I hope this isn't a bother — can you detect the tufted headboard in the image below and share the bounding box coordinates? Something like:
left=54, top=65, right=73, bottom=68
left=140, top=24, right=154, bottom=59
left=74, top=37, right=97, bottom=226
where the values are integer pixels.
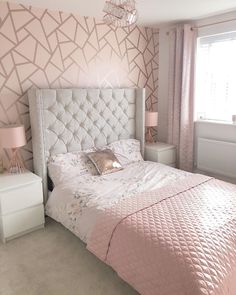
left=28, top=88, right=145, bottom=202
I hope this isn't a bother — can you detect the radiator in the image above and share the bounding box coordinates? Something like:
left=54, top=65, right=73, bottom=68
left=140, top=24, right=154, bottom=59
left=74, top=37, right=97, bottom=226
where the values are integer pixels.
left=197, top=137, right=236, bottom=178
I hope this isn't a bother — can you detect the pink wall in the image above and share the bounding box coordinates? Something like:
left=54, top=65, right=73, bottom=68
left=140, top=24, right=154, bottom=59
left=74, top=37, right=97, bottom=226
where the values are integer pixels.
left=0, top=1, right=159, bottom=169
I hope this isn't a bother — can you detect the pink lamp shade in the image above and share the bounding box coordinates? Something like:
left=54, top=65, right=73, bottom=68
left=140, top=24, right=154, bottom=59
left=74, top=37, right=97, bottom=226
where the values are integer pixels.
left=145, top=111, right=158, bottom=127
left=0, top=125, right=26, bottom=149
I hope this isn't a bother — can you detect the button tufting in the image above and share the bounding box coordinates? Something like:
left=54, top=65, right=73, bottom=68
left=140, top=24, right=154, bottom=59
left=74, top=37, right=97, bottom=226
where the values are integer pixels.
left=41, top=89, right=136, bottom=166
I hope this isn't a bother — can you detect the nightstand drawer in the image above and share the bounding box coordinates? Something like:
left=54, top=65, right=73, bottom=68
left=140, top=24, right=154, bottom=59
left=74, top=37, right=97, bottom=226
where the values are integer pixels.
left=0, top=181, right=43, bottom=215
left=145, top=142, right=177, bottom=166
left=145, top=148, right=176, bottom=164
left=1, top=204, right=44, bottom=239
left=158, top=149, right=176, bottom=165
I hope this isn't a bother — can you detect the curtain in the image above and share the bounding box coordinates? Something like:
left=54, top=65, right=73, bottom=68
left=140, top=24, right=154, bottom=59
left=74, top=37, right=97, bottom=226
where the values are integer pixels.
left=167, top=24, right=197, bottom=172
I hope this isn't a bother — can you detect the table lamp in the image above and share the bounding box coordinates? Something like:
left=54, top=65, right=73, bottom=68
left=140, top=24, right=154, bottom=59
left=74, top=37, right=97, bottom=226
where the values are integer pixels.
left=145, top=111, right=158, bottom=143
left=0, top=125, right=26, bottom=174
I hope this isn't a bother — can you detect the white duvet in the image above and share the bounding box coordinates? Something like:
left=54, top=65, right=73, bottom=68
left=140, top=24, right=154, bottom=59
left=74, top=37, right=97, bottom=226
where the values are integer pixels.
left=46, top=161, right=189, bottom=243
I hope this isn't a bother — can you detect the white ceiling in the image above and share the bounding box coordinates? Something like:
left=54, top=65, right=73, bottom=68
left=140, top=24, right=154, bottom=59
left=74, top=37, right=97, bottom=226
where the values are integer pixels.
left=8, top=0, right=236, bottom=26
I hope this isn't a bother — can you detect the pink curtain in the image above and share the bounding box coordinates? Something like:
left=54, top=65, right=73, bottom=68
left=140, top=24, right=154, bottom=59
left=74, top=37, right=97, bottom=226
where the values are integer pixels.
left=168, top=24, right=197, bottom=172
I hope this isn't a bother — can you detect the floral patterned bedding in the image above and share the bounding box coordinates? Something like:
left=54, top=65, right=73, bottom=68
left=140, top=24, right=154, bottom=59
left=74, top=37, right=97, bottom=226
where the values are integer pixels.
left=46, top=161, right=189, bottom=242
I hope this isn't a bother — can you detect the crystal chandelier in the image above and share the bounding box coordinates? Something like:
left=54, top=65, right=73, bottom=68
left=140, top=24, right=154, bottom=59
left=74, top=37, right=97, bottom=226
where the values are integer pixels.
left=103, top=0, right=138, bottom=28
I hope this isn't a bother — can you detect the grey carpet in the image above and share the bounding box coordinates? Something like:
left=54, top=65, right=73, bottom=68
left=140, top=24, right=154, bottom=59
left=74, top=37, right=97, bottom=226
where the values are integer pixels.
left=0, top=218, right=138, bottom=295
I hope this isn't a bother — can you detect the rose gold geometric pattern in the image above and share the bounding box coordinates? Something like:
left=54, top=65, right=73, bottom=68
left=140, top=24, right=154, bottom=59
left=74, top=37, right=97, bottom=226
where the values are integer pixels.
left=0, top=2, right=159, bottom=169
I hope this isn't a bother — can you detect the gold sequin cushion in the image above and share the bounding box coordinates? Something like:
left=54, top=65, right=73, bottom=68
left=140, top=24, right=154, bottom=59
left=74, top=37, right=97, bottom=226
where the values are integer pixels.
left=87, top=149, right=123, bottom=175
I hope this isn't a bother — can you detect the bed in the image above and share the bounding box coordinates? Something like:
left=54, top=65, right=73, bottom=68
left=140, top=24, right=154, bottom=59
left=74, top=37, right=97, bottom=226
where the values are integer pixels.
left=28, top=88, right=236, bottom=295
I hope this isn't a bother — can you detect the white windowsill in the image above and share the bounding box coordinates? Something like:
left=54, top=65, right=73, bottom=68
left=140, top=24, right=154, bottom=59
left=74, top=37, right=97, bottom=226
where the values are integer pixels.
left=195, top=119, right=236, bottom=127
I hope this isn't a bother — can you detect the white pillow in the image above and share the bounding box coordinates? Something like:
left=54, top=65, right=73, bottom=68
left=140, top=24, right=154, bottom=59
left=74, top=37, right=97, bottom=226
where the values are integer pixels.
left=48, top=149, right=98, bottom=186
left=107, top=139, right=143, bottom=167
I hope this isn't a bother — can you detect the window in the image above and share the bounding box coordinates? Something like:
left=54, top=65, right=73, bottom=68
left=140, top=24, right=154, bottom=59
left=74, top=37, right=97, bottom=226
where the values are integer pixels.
left=195, top=31, right=236, bottom=122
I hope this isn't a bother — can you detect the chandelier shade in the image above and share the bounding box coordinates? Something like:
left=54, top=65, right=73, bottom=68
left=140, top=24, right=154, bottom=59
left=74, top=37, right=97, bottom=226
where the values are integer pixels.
left=103, top=0, right=138, bottom=28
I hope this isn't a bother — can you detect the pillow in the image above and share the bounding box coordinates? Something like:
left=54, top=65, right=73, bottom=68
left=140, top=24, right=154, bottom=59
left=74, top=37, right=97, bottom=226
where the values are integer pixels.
left=87, top=149, right=123, bottom=175
left=107, top=139, right=143, bottom=167
left=48, top=149, right=98, bottom=186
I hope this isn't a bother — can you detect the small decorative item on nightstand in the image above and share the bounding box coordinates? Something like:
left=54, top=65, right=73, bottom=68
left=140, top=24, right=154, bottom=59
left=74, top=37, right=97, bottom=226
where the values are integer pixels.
left=0, top=125, right=26, bottom=174
left=0, top=171, right=45, bottom=243
left=145, top=111, right=158, bottom=143
left=145, top=142, right=177, bottom=167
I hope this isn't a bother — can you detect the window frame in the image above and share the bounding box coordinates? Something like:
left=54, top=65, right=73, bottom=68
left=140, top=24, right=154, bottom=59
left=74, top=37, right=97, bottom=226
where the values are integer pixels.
left=194, top=23, right=236, bottom=123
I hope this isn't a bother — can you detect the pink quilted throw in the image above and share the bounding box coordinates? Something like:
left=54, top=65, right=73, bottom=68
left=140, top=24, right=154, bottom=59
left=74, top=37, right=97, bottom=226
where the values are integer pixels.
left=87, top=175, right=236, bottom=295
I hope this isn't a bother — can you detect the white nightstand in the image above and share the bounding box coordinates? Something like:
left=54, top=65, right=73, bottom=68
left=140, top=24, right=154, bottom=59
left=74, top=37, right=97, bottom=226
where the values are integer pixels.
left=0, top=171, right=45, bottom=243
left=145, top=142, right=177, bottom=167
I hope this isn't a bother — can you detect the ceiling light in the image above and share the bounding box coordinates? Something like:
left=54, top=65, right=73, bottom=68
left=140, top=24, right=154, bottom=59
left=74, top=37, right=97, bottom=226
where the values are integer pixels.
left=103, top=0, right=138, bottom=28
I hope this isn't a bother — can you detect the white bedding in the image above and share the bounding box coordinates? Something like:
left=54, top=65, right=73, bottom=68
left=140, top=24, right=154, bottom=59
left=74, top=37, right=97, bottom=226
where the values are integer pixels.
left=46, top=161, right=189, bottom=243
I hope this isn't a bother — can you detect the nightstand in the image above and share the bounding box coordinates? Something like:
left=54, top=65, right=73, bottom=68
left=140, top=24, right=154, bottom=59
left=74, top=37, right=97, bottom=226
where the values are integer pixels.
left=0, top=171, right=45, bottom=243
left=145, top=142, right=176, bottom=167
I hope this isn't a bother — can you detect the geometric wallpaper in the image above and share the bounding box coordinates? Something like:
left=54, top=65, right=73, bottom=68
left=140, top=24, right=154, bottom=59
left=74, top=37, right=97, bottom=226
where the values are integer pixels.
left=0, top=1, right=159, bottom=170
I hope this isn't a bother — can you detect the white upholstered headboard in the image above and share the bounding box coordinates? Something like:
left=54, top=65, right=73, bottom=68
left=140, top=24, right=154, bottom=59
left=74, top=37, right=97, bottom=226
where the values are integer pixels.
left=28, top=88, right=145, bottom=202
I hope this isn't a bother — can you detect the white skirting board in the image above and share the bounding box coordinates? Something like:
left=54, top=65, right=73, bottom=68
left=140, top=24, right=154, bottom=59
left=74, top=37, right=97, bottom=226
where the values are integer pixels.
left=197, top=137, right=236, bottom=179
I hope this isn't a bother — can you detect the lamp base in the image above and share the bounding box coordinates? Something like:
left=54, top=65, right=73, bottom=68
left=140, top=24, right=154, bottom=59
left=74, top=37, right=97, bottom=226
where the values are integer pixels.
left=8, top=148, right=26, bottom=174
left=146, top=127, right=154, bottom=143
